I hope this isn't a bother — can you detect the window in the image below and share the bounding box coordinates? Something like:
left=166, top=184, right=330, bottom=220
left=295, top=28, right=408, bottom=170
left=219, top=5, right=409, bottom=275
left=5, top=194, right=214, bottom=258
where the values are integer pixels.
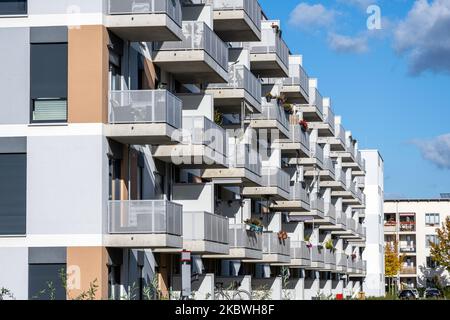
left=425, top=213, right=440, bottom=226
left=0, top=0, right=27, bottom=15
left=426, top=235, right=439, bottom=248
left=29, top=264, right=66, bottom=300
left=30, top=34, right=68, bottom=123
left=0, top=153, right=26, bottom=235
left=426, top=257, right=438, bottom=269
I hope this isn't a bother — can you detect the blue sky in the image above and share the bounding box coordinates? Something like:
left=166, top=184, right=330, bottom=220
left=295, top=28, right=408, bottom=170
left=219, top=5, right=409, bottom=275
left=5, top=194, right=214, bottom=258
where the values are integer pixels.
left=258, top=0, right=450, bottom=199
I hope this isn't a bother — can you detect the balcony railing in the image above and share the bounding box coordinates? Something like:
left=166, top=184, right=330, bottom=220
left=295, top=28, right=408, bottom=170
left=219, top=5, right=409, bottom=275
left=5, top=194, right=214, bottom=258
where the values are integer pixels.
left=107, top=0, right=182, bottom=27
left=310, top=246, right=324, bottom=264
left=250, top=100, right=290, bottom=132
left=347, top=218, right=356, bottom=232
left=336, top=167, right=346, bottom=187
left=400, top=266, right=417, bottom=274
left=283, top=63, right=309, bottom=96
left=308, top=88, right=324, bottom=116
left=399, top=222, right=416, bottom=232
left=324, top=250, right=336, bottom=266
left=229, top=224, right=262, bottom=251
left=228, top=143, right=261, bottom=176
left=154, top=21, right=229, bottom=71
left=212, top=0, right=262, bottom=32
left=324, top=105, right=335, bottom=129
left=290, top=241, right=310, bottom=261
left=207, top=64, right=262, bottom=104
left=262, top=232, right=290, bottom=256
left=400, top=246, right=416, bottom=253
left=261, top=167, right=290, bottom=193
left=290, top=183, right=310, bottom=203
left=108, top=200, right=182, bottom=235
left=335, top=124, right=346, bottom=146
left=311, top=197, right=325, bottom=213
left=336, top=211, right=347, bottom=227
left=247, top=26, right=289, bottom=71
left=182, top=116, right=228, bottom=158
left=336, top=252, right=347, bottom=268
left=325, top=203, right=336, bottom=221
left=323, top=157, right=335, bottom=174
left=109, top=90, right=182, bottom=129
left=290, top=125, right=310, bottom=150
left=183, top=211, right=229, bottom=244
left=310, top=143, right=324, bottom=164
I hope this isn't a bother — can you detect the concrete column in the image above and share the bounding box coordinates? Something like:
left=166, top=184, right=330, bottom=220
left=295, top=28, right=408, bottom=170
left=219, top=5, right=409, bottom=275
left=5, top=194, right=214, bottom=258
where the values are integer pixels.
left=195, top=274, right=214, bottom=300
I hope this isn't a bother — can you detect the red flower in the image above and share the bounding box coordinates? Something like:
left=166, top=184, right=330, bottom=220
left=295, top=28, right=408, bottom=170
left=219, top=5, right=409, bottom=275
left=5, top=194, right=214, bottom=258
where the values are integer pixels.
left=299, top=120, right=308, bottom=130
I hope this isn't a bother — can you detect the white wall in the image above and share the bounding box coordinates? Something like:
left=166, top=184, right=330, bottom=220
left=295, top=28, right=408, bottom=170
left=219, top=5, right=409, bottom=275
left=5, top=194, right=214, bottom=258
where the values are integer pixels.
left=0, top=247, right=28, bottom=300
left=361, top=150, right=385, bottom=297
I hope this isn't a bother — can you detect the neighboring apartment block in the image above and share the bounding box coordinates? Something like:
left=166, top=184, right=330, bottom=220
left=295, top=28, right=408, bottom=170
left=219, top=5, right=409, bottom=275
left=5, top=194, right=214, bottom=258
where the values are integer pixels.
left=0, top=0, right=376, bottom=300
left=384, top=197, right=450, bottom=290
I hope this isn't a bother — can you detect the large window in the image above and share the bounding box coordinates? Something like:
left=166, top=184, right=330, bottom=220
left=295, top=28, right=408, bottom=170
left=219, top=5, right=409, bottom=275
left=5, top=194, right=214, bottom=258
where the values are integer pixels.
left=30, top=42, right=68, bottom=123
left=0, top=0, right=27, bottom=15
left=425, top=213, right=440, bottom=226
left=426, top=234, right=439, bottom=248
left=29, top=264, right=66, bottom=300
left=0, top=153, right=26, bottom=235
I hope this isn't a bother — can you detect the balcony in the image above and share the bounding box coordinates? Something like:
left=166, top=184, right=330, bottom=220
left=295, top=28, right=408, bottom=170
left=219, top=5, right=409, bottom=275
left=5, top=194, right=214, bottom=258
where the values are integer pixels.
left=292, top=141, right=324, bottom=170
left=183, top=211, right=229, bottom=254
left=106, top=0, right=183, bottom=41
left=400, top=221, right=416, bottom=232
left=243, top=166, right=290, bottom=200
left=335, top=252, right=347, bottom=272
left=211, top=0, right=262, bottom=41
left=106, top=90, right=182, bottom=145
left=298, top=87, right=324, bottom=122
left=105, top=200, right=183, bottom=248
left=276, top=56, right=309, bottom=104
left=247, top=100, right=291, bottom=138
left=324, top=203, right=337, bottom=224
left=153, top=21, right=229, bottom=83
left=273, top=124, right=310, bottom=158
left=356, top=176, right=365, bottom=189
left=400, top=246, right=416, bottom=254
left=153, top=115, right=228, bottom=167
left=309, top=246, right=324, bottom=269
left=400, top=266, right=417, bottom=275
left=202, top=143, right=262, bottom=186
left=245, top=21, right=289, bottom=77
left=324, top=250, right=336, bottom=271
left=261, top=232, right=291, bottom=264
left=289, top=241, right=311, bottom=267
left=312, top=102, right=335, bottom=137
left=271, top=182, right=310, bottom=212
left=384, top=221, right=397, bottom=233
left=206, top=64, right=262, bottom=114
left=329, top=124, right=346, bottom=152
left=211, top=224, right=263, bottom=260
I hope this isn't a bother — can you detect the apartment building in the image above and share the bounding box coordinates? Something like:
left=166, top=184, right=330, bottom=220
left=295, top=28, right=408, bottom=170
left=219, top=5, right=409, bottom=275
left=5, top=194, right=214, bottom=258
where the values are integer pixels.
left=0, top=0, right=371, bottom=300
left=384, top=197, right=450, bottom=290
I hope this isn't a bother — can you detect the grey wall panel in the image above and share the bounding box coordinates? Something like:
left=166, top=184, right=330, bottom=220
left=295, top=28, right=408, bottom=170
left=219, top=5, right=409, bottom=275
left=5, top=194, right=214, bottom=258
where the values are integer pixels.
left=0, top=27, right=30, bottom=125
left=29, top=264, right=66, bottom=300
left=0, top=154, right=26, bottom=235
left=0, top=247, right=28, bottom=300
left=30, top=26, right=67, bottom=43
left=0, top=137, right=26, bottom=154
left=28, top=247, right=67, bottom=264
left=28, top=0, right=104, bottom=15
left=27, top=135, right=107, bottom=235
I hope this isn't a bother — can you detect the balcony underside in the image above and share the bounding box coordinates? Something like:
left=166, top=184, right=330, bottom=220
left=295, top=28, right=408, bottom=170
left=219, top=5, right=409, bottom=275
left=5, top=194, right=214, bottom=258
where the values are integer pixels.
left=213, top=10, right=261, bottom=42
left=290, top=210, right=324, bottom=220
left=274, top=258, right=310, bottom=268
left=183, top=240, right=229, bottom=255
left=252, top=253, right=290, bottom=264
left=202, top=168, right=262, bottom=186
left=206, top=248, right=262, bottom=260
left=250, top=54, right=289, bottom=78
left=153, top=51, right=228, bottom=83
left=306, top=169, right=335, bottom=182
left=330, top=151, right=354, bottom=163
left=105, top=123, right=180, bottom=145
left=280, top=85, right=309, bottom=104
left=270, top=200, right=310, bottom=212
left=152, top=145, right=228, bottom=168
left=331, top=190, right=354, bottom=200
left=103, top=233, right=182, bottom=249
left=248, top=119, right=291, bottom=139
left=242, top=186, right=290, bottom=201
left=106, top=14, right=183, bottom=42
left=308, top=261, right=325, bottom=270
left=310, top=123, right=335, bottom=137
left=204, top=88, right=262, bottom=114
left=313, top=216, right=336, bottom=226
left=273, top=142, right=309, bottom=158
left=298, top=106, right=323, bottom=122
left=294, top=157, right=324, bottom=170
left=320, top=223, right=347, bottom=232
left=326, top=138, right=346, bottom=152
left=318, top=180, right=346, bottom=191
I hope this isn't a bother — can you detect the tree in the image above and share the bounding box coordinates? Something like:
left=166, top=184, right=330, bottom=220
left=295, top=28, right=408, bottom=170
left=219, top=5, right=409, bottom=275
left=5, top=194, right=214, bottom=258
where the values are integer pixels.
left=430, top=216, right=450, bottom=272
left=385, top=240, right=405, bottom=295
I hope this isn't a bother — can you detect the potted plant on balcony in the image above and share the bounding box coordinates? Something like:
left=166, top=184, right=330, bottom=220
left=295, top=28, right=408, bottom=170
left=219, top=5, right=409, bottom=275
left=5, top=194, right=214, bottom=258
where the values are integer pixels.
left=244, top=218, right=264, bottom=233
left=214, top=110, right=223, bottom=126
left=299, top=119, right=308, bottom=132
left=325, top=239, right=335, bottom=253
left=305, top=235, right=313, bottom=249
left=283, top=103, right=294, bottom=114
left=351, top=253, right=357, bottom=261
left=278, top=231, right=288, bottom=241
left=265, top=92, right=274, bottom=103
left=277, top=94, right=287, bottom=105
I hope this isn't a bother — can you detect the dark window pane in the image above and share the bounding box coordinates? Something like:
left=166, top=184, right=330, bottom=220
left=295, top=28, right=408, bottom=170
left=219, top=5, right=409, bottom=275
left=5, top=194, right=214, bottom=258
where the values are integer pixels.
left=0, top=154, right=26, bottom=235
left=0, top=0, right=27, bottom=15
left=29, top=264, right=66, bottom=300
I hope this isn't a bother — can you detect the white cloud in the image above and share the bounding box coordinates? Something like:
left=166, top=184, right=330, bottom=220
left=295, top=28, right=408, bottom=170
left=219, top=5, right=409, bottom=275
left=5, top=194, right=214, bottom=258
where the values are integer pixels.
left=394, top=0, right=450, bottom=75
left=412, top=134, right=450, bottom=169
left=288, top=3, right=337, bottom=30
left=328, top=33, right=369, bottom=53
